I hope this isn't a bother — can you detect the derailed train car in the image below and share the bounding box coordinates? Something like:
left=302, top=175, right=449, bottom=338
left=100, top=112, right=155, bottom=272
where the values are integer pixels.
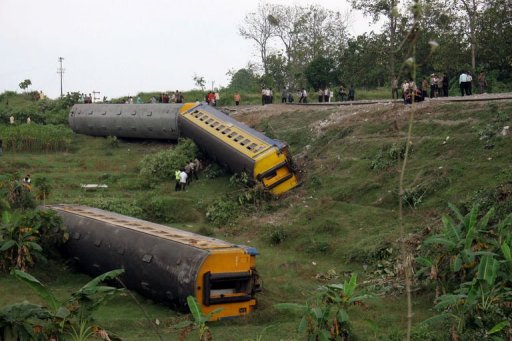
left=69, top=103, right=299, bottom=195
left=48, top=204, right=261, bottom=320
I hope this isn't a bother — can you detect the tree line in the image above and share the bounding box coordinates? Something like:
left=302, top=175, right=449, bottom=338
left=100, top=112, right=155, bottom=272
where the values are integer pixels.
left=232, top=0, right=512, bottom=93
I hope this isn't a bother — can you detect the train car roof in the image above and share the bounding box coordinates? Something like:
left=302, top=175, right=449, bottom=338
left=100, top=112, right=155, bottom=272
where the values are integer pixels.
left=47, top=204, right=242, bottom=251
left=182, top=103, right=287, bottom=150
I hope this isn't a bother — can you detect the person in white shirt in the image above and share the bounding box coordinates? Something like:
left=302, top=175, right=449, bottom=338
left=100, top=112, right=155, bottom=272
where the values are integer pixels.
left=459, top=72, right=467, bottom=96
left=179, top=169, right=188, bottom=191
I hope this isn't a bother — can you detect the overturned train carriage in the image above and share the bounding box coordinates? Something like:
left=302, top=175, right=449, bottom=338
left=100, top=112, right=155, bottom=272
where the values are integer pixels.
left=69, top=103, right=299, bottom=195
left=48, top=204, right=261, bottom=320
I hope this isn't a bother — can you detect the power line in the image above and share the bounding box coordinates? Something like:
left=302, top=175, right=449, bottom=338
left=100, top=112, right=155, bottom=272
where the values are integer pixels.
left=57, top=57, right=65, bottom=97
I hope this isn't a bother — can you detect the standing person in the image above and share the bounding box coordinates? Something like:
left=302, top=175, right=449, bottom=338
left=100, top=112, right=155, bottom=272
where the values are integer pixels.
left=478, top=71, right=487, bottom=94
left=338, top=86, right=346, bottom=101
left=392, top=76, right=399, bottom=99
left=269, top=88, right=273, bottom=103
left=281, top=88, right=288, bottom=103
left=466, top=72, right=473, bottom=95
left=26, top=116, right=31, bottom=124
left=234, top=92, right=241, bottom=106
left=442, top=73, right=449, bottom=97
left=179, top=169, right=188, bottom=191
left=10, top=115, right=14, bottom=124
left=317, top=88, right=324, bottom=102
left=459, top=71, right=467, bottom=96
left=188, top=160, right=198, bottom=180
left=301, top=88, right=308, bottom=103
left=175, top=169, right=181, bottom=191
left=287, top=91, right=294, bottom=103
left=348, top=85, right=355, bottom=101
left=261, top=88, right=266, bottom=105
left=430, top=74, right=438, bottom=98
left=214, top=91, right=219, bottom=106
left=324, top=88, right=330, bottom=102
left=437, top=75, right=443, bottom=97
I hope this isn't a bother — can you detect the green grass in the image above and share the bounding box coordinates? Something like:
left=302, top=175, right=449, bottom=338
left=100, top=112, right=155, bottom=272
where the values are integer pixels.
left=1, top=94, right=512, bottom=340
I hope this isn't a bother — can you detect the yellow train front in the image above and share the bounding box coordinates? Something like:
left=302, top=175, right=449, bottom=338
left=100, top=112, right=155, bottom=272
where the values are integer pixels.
left=47, top=204, right=260, bottom=320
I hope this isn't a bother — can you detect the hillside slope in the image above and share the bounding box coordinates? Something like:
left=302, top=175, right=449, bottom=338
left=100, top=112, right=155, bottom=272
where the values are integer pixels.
left=1, top=97, right=511, bottom=340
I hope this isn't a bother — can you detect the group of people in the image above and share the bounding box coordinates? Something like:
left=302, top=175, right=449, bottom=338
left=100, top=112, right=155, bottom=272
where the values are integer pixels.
left=261, top=88, right=274, bottom=105
left=174, top=159, right=203, bottom=191
left=393, top=70, right=489, bottom=101
left=400, top=79, right=425, bottom=104
left=426, top=73, right=450, bottom=98
left=317, top=88, right=333, bottom=102
left=206, top=91, right=220, bottom=106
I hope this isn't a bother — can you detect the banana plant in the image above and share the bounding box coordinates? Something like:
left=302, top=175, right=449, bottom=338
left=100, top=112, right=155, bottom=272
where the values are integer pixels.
left=419, top=205, right=495, bottom=290
left=275, top=273, right=371, bottom=341
left=176, top=296, right=222, bottom=341
left=0, top=211, right=45, bottom=271
left=11, top=268, right=124, bottom=339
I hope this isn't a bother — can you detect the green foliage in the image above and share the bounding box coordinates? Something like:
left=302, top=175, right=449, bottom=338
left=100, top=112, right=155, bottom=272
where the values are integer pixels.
left=5, top=179, right=36, bottom=211
left=305, top=56, right=339, bottom=90
left=275, top=273, right=371, bottom=340
left=0, top=209, right=66, bottom=272
left=264, top=226, right=288, bottom=245
left=0, top=302, right=50, bottom=341
left=18, top=79, right=32, bottom=91
left=11, top=269, right=124, bottom=340
left=206, top=198, right=240, bottom=227
left=136, top=195, right=199, bottom=223
left=202, top=163, right=227, bottom=179
left=228, top=68, right=260, bottom=92
left=80, top=198, right=143, bottom=218
left=106, top=135, right=119, bottom=148
left=138, top=138, right=199, bottom=181
left=0, top=124, right=73, bottom=152
left=176, top=296, right=222, bottom=341
left=33, top=176, right=52, bottom=203
left=418, top=205, right=512, bottom=339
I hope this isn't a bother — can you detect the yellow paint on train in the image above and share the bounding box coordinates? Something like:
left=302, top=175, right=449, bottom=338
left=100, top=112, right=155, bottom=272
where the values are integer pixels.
left=196, top=248, right=258, bottom=320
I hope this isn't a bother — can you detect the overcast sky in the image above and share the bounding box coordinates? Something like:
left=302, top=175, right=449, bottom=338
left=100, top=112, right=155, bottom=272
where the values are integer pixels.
left=0, top=0, right=375, bottom=99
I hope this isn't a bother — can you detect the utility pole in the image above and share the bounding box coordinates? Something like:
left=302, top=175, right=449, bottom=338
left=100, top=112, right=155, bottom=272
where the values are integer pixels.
left=211, top=80, right=215, bottom=91
left=57, top=57, right=65, bottom=97
left=92, top=90, right=101, bottom=103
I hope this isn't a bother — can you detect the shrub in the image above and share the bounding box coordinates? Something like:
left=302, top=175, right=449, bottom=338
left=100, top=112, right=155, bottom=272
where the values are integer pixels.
left=138, top=138, right=199, bottom=181
left=264, top=226, right=288, bottom=245
left=206, top=198, right=240, bottom=227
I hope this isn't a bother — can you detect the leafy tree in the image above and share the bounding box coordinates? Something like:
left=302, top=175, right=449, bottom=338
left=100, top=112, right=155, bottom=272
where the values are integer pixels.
left=351, top=0, right=401, bottom=84
left=18, top=79, right=32, bottom=92
left=304, top=56, right=338, bottom=90
left=227, top=68, right=260, bottom=92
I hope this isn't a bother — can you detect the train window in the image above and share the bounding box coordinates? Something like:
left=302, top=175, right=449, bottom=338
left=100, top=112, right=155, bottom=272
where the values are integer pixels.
left=217, top=125, right=225, bottom=131
left=211, top=122, right=219, bottom=128
left=202, top=272, right=253, bottom=306
left=241, top=139, right=250, bottom=146
left=228, top=132, right=237, bottom=138
left=222, top=128, right=231, bottom=135
left=247, top=143, right=257, bottom=150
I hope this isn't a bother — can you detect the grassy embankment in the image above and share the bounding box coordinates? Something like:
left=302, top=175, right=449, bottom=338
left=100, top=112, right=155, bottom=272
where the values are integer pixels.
left=0, top=92, right=511, bottom=339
